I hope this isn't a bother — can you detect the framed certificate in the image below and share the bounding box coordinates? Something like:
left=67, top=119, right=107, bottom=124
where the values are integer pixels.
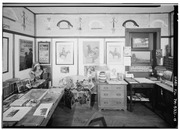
left=38, top=41, right=50, bottom=64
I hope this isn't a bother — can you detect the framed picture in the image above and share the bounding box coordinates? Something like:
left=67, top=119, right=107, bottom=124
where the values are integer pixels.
left=38, top=41, right=50, bottom=64
left=3, top=37, right=9, bottom=73
left=131, top=51, right=151, bottom=65
left=83, top=41, right=100, bottom=64
left=56, top=41, right=74, bottom=65
left=107, top=42, right=123, bottom=64
left=19, top=39, right=33, bottom=71
left=131, top=38, right=149, bottom=49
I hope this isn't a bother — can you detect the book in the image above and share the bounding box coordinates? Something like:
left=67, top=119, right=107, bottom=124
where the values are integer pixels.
left=33, top=103, right=53, bottom=118
left=3, top=107, right=32, bottom=121
left=10, top=98, right=30, bottom=107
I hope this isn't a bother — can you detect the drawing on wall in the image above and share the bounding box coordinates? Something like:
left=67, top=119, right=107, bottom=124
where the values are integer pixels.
left=124, top=46, right=131, bottom=57
left=131, top=38, right=149, bottom=49
left=3, top=37, right=9, bottom=73
left=122, top=19, right=139, bottom=28
left=19, top=39, right=33, bottom=71
left=107, top=42, right=123, bottom=64
left=89, top=20, right=104, bottom=30
left=38, top=41, right=50, bottom=64
left=57, top=20, right=73, bottom=29
left=21, top=11, right=27, bottom=30
left=56, top=41, right=74, bottom=65
left=83, top=41, right=100, bottom=64
left=61, top=66, right=69, bottom=73
left=131, top=51, right=151, bottom=65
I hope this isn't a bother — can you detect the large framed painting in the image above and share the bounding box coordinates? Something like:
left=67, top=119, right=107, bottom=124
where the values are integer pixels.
left=107, top=42, right=123, bottom=65
left=19, top=39, right=33, bottom=71
left=38, top=41, right=50, bottom=64
left=56, top=41, right=74, bottom=65
left=3, top=37, right=9, bottom=73
left=131, top=38, right=149, bottom=50
left=131, top=51, right=151, bottom=65
left=83, top=41, right=100, bottom=64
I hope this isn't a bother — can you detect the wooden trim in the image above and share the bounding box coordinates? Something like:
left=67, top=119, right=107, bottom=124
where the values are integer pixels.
left=3, top=29, right=35, bottom=38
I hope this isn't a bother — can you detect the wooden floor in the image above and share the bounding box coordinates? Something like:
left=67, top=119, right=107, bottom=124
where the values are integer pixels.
left=50, top=101, right=170, bottom=128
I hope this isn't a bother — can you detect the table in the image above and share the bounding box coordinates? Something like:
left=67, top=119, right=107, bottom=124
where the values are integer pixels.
left=125, top=78, right=155, bottom=112
left=97, top=80, right=127, bottom=111
left=3, top=87, right=64, bottom=127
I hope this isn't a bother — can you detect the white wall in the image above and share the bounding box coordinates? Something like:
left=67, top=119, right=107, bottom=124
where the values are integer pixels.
left=52, top=38, right=78, bottom=86
left=2, top=32, right=13, bottom=81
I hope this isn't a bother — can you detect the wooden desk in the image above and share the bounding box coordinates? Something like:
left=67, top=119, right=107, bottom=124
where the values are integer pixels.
left=3, top=87, right=64, bottom=127
left=125, top=78, right=155, bottom=112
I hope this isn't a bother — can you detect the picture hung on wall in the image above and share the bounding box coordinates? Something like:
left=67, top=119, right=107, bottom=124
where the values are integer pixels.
left=19, top=39, right=33, bottom=71
left=38, top=41, right=50, bottom=64
left=56, top=41, right=74, bottom=65
left=60, top=66, right=69, bottom=73
left=131, top=38, right=149, bottom=49
left=84, top=66, right=97, bottom=78
left=3, top=37, right=9, bottom=73
left=123, top=46, right=131, bottom=57
left=83, top=41, right=100, bottom=64
left=107, top=42, right=123, bottom=64
left=131, top=51, right=151, bottom=65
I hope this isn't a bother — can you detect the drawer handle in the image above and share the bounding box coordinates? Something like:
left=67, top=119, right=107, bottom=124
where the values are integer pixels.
left=104, top=102, right=108, bottom=104
left=116, top=102, right=121, bottom=104
left=104, top=87, right=108, bottom=89
left=104, top=93, right=108, bottom=96
left=116, top=87, right=121, bottom=89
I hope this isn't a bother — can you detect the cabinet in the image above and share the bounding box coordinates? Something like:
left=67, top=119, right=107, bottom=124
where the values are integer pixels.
left=97, top=80, right=127, bottom=111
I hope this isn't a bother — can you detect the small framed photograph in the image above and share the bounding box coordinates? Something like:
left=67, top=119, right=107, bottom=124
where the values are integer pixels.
left=56, top=41, right=74, bottom=65
left=131, top=51, right=151, bottom=65
left=38, top=41, right=50, bottom=64
left=131, top=38, right=149, bottom=50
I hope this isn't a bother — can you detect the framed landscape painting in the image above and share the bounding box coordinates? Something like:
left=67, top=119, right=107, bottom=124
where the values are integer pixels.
left=131, top=51, right=151, bottom=65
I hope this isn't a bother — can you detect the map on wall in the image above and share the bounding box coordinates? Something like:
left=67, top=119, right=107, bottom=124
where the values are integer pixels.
left=83, top=41, right=100, bottom=64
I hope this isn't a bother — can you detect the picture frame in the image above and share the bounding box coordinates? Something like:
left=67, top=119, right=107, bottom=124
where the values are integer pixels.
left=107, top=42, right=123, bottom=65
left=83, top=40, right=100, bottom=64
left=3, top=37, right=9, bottom=73
left=56, top=41, right=74, bottom=65
left=131, top=38, right=149, bottom=50
left=131, top=51, right=151, bottom=65
left=38, top=41, right=50, bottom=64
left=19, top=39, right=33, bottom=71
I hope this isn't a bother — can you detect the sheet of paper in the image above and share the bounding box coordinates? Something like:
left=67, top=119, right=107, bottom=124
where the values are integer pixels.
left=33, top=103, right=53, bottom=118
left=134, top=78, right=155, bottom=84
left=124, top=47, right=131, bottom=57
left=3, top=107, right=32, bottom=121
left=124, top=57, right=131, bottom=66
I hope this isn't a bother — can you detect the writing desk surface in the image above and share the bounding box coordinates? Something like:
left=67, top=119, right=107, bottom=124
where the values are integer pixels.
left=3, top=87, right=64, bottom=127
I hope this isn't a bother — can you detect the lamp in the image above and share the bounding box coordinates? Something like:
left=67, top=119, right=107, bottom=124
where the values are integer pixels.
left=154, top=66, right=166, bottom=81
left=96, top=65, right=109, bottom=82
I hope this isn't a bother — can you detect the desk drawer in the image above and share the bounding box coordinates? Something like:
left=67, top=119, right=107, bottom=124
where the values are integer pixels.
left=100, top=90, right=124, bottom=98
left=100, top=85, right=124, bottom=91
left=100, top=98, right=124, bottom=107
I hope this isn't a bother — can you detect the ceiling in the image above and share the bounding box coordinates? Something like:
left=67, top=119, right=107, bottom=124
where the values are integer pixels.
left=3, top=3, right=176, bottom=14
